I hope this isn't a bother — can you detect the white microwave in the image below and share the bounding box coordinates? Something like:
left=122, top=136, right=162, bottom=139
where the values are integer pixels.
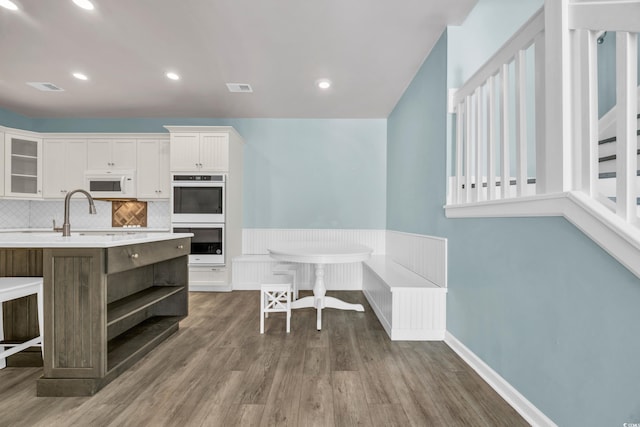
left=85, top=170, right=136, bottom=198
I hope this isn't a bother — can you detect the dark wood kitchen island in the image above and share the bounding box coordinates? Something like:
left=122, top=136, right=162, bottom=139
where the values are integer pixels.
left=0, top=232, right=191, bottom=396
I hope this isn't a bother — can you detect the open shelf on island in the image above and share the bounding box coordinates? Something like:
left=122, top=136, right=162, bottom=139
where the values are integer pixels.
left=107, top=286, right=184, bottom=326
left=107, top=316, right=183, bottom=373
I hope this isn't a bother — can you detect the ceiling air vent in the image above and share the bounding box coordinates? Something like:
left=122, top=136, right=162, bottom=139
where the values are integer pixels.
left=26, top=82, right=65, bottom=92
left=226, top=83, right=253, bottom=93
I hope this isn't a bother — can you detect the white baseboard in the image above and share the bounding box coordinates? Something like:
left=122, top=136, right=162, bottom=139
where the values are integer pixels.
left=444, top=332, right=557, bottom=427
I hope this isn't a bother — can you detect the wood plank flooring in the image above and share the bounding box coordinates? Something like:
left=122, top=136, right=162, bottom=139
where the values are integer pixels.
left=0, top=291, right=528, bottom=426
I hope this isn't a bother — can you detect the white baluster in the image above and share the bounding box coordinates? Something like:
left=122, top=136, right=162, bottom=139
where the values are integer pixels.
left=455, top=102, right=464, bottom=204
left=487, top=75, right=497, bottom=200
left=615, top=31, right=638, bottom=223
left=576, top=29, right=599, bottom=198
left=475, top=86, right=484, bottom=202
left=465, top=95, right=473, bottom=203
left=500, top=63, right=511, bottom=199
left=534, top=32, right=546, bottom=194
left=515, top=49, right=528, bottom=197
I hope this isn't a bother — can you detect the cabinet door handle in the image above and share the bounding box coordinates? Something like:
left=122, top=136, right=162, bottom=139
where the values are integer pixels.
left=177, top=245, right=184, bottom=249
left=130, top=253, right=139, bottom=259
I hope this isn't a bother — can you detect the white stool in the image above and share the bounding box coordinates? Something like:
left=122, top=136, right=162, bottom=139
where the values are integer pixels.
left=272, top=262, right=299, bottom=300
left=260, top=275, right=292, bottom=334
left=0, top=277, right=44, bottom=369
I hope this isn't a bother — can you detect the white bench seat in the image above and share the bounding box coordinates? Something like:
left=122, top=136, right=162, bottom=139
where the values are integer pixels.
left=363, top=255, right=446, bottom=341
left=364, top=256, right=442, bottom=290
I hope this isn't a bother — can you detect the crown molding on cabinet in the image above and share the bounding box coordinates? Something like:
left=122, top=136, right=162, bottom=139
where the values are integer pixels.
left=164, top=126, right=244, bottom=143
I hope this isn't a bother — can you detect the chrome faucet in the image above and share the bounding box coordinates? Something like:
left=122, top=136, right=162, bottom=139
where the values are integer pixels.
left=54, top=189, right=97, bottom=236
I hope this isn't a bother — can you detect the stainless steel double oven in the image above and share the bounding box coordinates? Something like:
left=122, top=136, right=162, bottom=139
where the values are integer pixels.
left=171, top=174, right=225, bottom=265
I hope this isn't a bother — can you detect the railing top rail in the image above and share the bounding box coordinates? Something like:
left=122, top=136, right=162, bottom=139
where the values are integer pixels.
left=569, top=1, right=640, bottom=33
left=452, top=7, right=544, bottom=106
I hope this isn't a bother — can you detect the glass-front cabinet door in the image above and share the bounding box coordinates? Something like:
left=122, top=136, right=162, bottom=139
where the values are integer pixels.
left=4, top=132, right=42, bottom=198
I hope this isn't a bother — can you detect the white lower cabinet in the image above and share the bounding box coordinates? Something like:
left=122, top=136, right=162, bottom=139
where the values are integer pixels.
left=189, top=265, right=230, bottom=292
left=43, top=139, right=88, bottom=198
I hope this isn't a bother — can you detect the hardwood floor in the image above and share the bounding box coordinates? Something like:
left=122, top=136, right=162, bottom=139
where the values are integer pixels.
left=0, top=291, right=528, bottom=426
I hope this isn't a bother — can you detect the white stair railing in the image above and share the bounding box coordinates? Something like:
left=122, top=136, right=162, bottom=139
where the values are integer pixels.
left=450, top=8, right=545, bottom=205
left=570, top=0, right=640, bottom=226
left=447, top=0, right=640, bottom=279
left=450, top=1, right=639, bottom=228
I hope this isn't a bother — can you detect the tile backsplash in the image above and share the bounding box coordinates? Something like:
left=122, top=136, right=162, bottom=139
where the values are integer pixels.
left=0, top=199, right=170, bottom=229
left=112, top=201, right=148, bottom=227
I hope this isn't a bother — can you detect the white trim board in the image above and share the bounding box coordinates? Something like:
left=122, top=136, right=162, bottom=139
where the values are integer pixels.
left=445, top=332, right=557, bottom=427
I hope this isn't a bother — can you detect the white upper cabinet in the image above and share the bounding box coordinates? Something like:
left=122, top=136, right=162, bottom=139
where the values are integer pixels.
left=4, top=132, right=42, bottom=198
left=168, top=131, right=229, bottom=172
left=200, top=133, right=229, bottom=171
left=87, top=139, right=136, bottom=170
left=136, top=139, right=170, bottom=199
left=42, top=139, right=88, bottom=198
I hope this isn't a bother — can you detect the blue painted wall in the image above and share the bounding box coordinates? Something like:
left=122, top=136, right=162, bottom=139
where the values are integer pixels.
left=387, top=33, right=447, bottom=236
left=3, top=115, right=386, bottom=229
left=387, top=1, right=640, bottom=425
left=0, top=107, right=35, bottom=131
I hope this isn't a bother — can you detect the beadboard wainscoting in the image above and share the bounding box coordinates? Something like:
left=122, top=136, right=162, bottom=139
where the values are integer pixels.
left=233, top=229, right=385, bottom=290
left=386, top=230, right=448, bottom=288
left=362, top=230, right=448, bottom=341
left=241, top=228, right=386, bottom=254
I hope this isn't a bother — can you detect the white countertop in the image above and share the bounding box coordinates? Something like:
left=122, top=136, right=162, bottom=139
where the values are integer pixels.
left=0, top=232, right=192, bottom=248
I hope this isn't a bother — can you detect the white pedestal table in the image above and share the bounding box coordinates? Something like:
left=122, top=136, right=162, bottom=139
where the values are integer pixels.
left=267, top=242, right=373, bottom=330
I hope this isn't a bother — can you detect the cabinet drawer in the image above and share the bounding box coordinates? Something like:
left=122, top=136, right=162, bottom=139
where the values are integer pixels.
left=189, top=266, right=227, bottom=284
left=107, top=238, right=190, bottom=274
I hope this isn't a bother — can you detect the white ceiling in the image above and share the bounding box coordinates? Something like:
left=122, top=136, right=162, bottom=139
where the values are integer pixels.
left=0, top=0, right=477, bottom=119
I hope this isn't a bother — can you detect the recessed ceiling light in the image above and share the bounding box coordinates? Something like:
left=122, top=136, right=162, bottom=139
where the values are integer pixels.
left=166, top=72, right=180, bottom=81
left=0, top=0, right=18, bottom=11
left=72, top=72, right=88, bottom=81
left=72, top=0, right=95, bottom=10
left=316, top=79, right=332, bottom=90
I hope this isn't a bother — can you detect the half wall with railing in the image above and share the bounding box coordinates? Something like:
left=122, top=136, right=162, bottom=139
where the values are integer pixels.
left=445, top=0, right=640, bottom=278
